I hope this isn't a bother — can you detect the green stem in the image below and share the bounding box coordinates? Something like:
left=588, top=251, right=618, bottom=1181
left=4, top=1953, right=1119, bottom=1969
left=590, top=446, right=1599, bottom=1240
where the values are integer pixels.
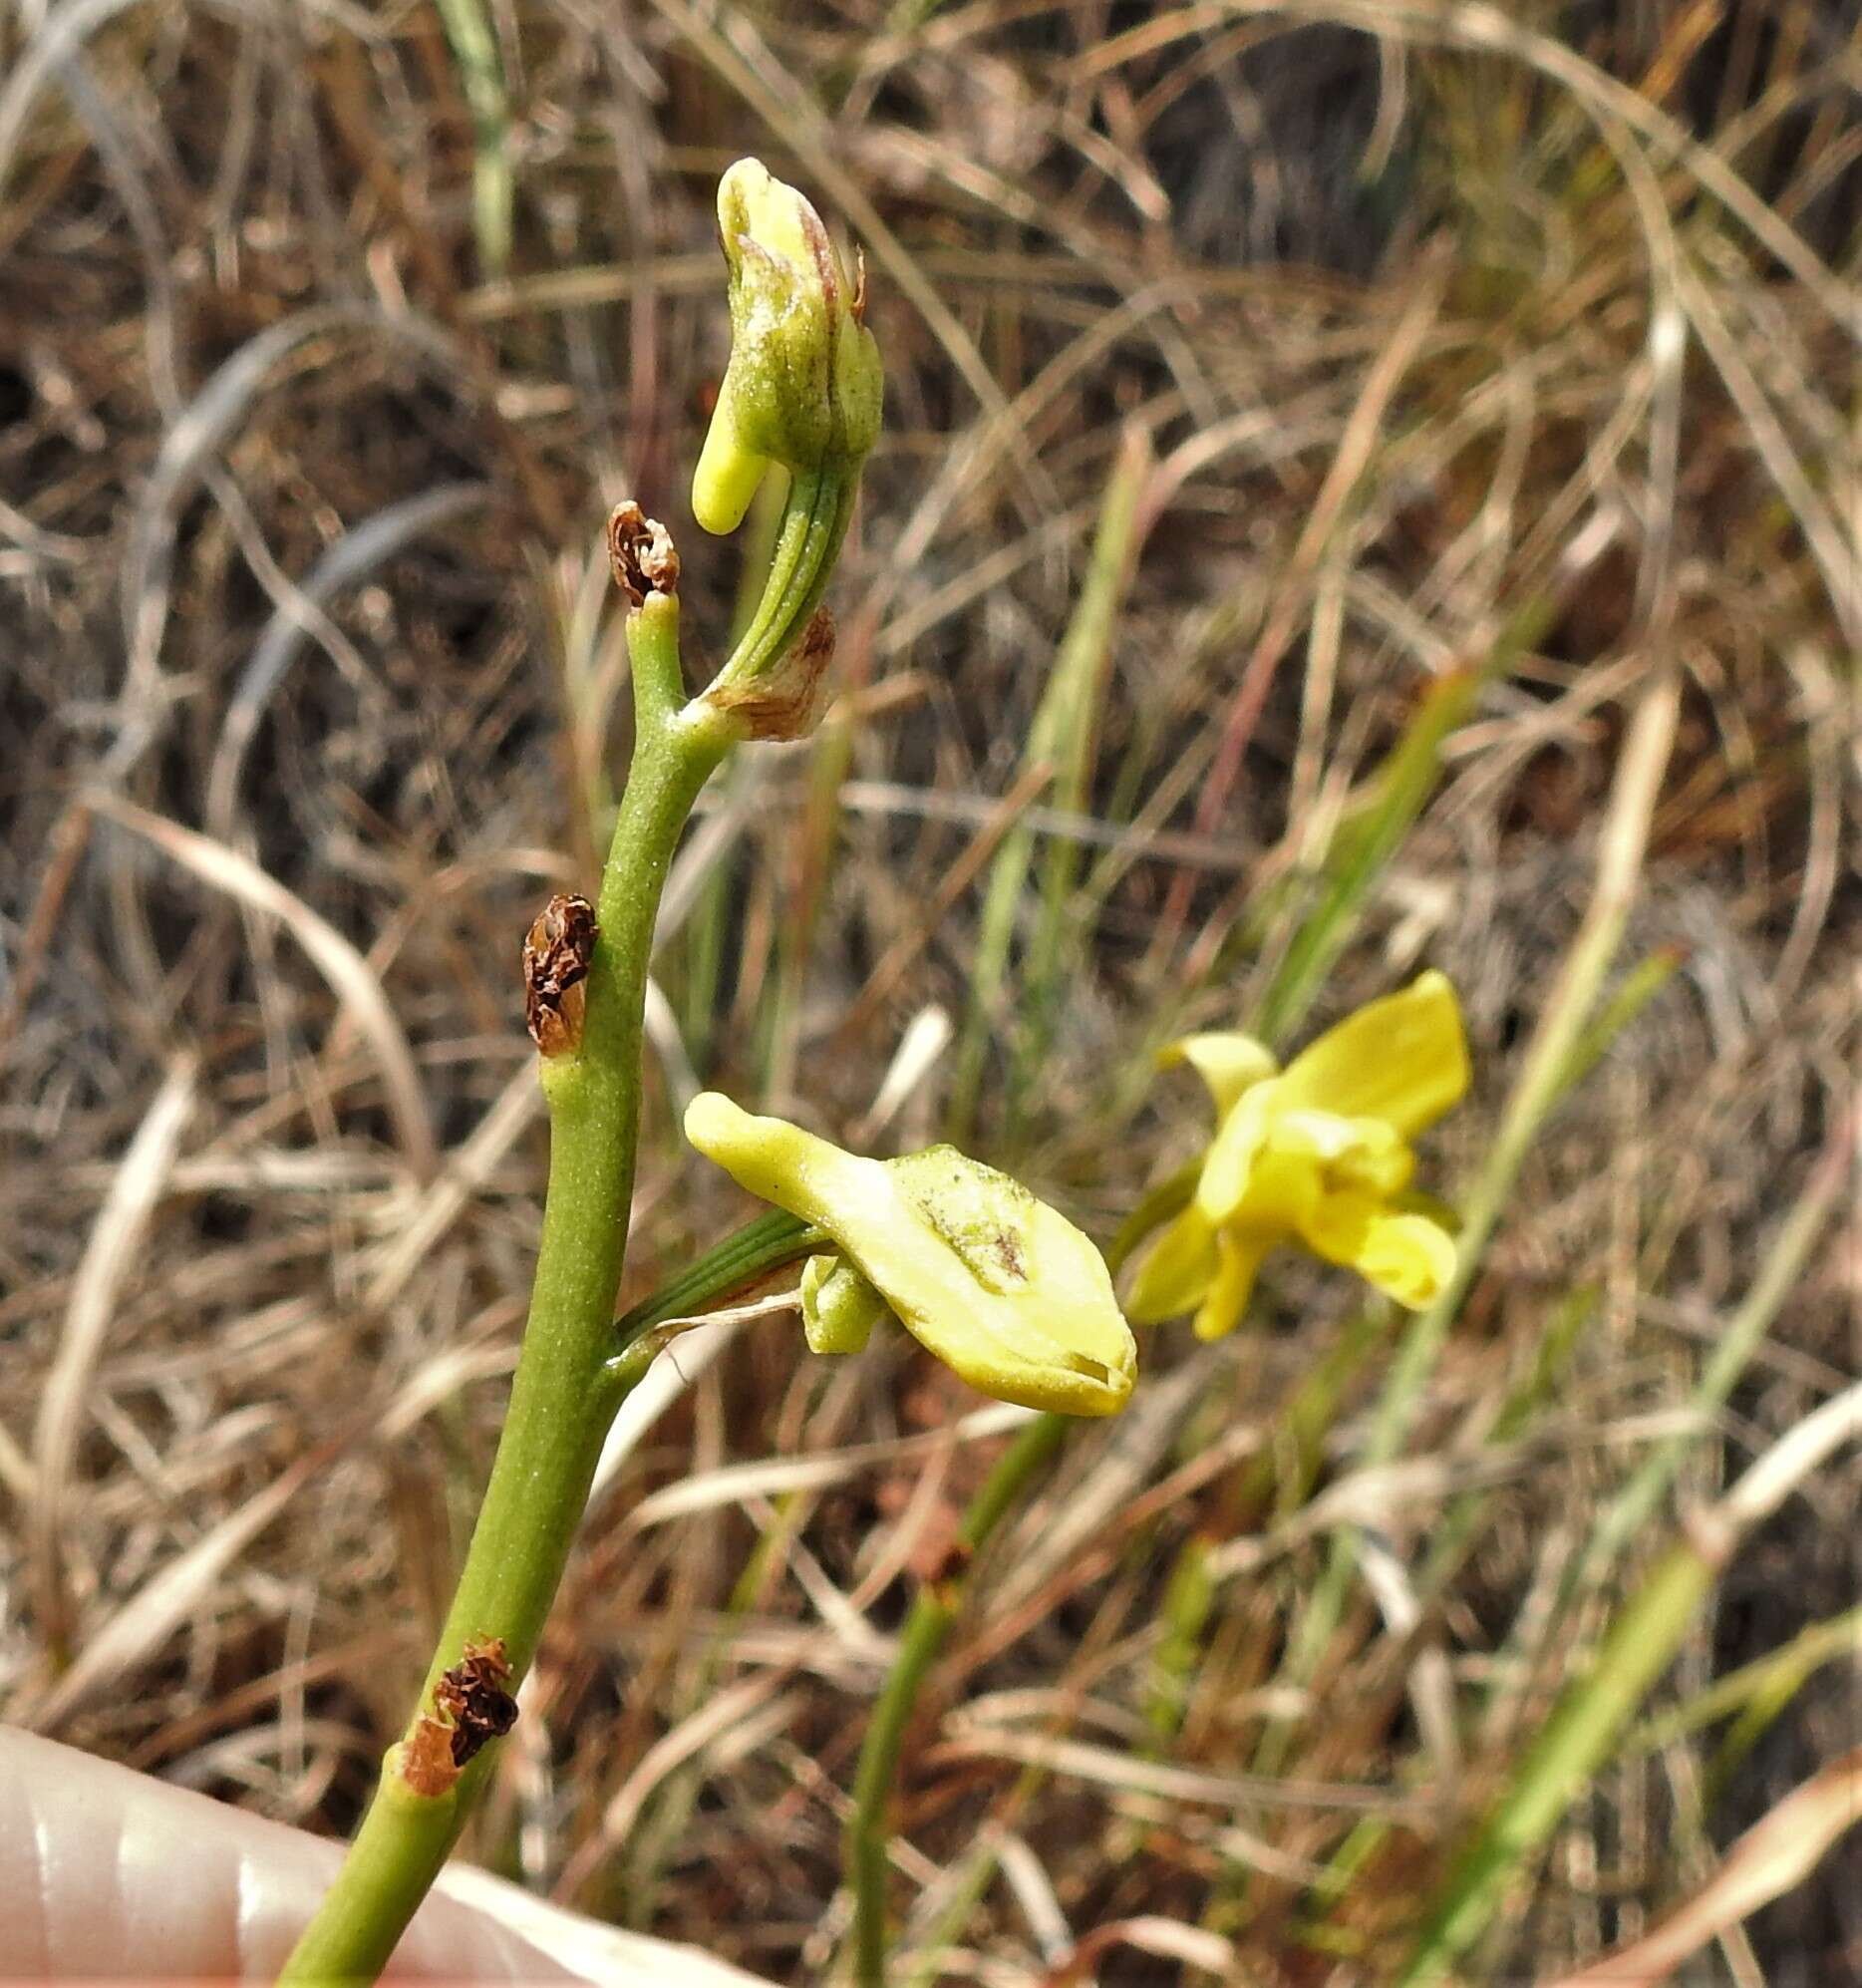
left=717, top=468, right=851, bottom=691
left=847, top=1411, right=1068, bottom=1988
left=614, top=1208, right=820, bottom=1338
left=279, top=593, right=732, bottom=1986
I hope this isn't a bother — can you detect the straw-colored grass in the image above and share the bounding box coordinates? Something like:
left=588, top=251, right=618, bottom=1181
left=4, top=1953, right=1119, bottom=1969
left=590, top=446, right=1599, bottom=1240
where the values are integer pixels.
left=3, top=4, right=1856, bottom=1982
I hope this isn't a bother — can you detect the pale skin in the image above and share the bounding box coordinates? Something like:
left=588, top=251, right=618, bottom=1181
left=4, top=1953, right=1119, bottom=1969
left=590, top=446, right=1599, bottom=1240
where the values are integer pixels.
left=0, top=1729, right=765, bottom=1985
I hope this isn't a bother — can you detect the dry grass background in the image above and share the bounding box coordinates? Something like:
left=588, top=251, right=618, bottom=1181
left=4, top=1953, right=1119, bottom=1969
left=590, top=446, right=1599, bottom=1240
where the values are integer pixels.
left=2, top=2, right=1858, bottom=1982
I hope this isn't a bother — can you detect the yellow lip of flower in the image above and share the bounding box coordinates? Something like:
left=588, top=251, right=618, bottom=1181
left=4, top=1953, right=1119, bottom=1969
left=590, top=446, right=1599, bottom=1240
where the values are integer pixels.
left=684, top=1094, right=1136, bottom=1417
left=1126, top=970, right=1469, bottom=1340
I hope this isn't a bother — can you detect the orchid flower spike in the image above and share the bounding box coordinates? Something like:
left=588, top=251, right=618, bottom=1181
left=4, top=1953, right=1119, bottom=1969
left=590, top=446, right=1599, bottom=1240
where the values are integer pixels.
left=1126, top=971, right=1470, bottom=1340
left=684, top=1094, right=1136, bottom=1417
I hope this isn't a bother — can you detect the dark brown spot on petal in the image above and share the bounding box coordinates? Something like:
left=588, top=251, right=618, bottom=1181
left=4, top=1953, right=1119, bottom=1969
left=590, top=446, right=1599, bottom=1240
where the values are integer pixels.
left=991, top=1228, right=1027, bottom=1281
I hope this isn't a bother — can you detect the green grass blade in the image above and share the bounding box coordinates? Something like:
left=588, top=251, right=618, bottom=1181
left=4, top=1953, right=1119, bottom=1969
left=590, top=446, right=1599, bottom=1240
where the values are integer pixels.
left=1252, top=664, right=1478, bottom=1048
left=947, top=431, right=1151, bottom=1143
left=433, top=0, right=512, bottom=278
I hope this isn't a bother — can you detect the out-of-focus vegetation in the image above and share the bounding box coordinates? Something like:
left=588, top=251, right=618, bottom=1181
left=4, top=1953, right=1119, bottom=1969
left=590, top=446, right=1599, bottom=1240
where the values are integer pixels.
left=2, top=3, right=1857, bottom=1982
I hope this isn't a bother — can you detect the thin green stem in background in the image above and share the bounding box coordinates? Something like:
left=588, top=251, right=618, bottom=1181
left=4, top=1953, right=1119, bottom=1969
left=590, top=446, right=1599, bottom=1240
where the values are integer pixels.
left=279, top=594, right=732, bottom=1985
left=1286, top=1284, right=1596, bottom=1938
left=1364, top=670, right=1681, bottom=1475
left=1634, top=1603, right=1862, bottom=1798
left=1403, top=1540, right=1720, bottom=1985
left=1008, top=429, right=1153, bottom=1133
left=433, top=0, right=512, bottom=279
left=1398, top=1105, right=1860, bottom=1988
left=1546, top=1095, right=1855, bottom=1627
left=947, top=432, right=1150, bottom=1146
left=846, top=1411, right=1068, bottom=1988
left=1249, top=662, right=1480, bottom=1049
left=762, top=684, right=851, bottom=1103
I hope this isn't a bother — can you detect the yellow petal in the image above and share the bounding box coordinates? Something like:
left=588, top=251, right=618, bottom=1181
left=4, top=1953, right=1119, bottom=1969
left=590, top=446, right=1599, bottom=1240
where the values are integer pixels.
left=1195, top=1085, right=1275, bottom=1222
left=1269, top=1109, right=1414, bottom=1198
left=1191, top=1225, right=1275, bottom=1340
left=685, top=1091, right=879, bottom=1228
left=1273, top=970, right=1469, bottom=1138
left=684, top=1094, right=1135, bottom=1416
left=1160, top=1032, right=1278, bottom=1117
left=1125, top=1203, right=1219, bottom=1324
left=1299, top=1189, right=1457, bottom=1311
left=1354, top=1211, right=1457, bottom=1308
left=1215, top=1144, right=1324, bottom=1233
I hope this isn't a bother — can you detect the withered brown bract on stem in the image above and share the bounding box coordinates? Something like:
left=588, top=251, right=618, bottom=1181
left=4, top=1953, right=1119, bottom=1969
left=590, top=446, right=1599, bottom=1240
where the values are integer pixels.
left=702, top=604, right=836, bottom=741
left=606, top=500, right=680, bottom=604
left=433, top=1636, right=517, bottom=1767
left=397, top=1636, right=518, bottom=1797
left=522, top=893, right=597, bottom=1057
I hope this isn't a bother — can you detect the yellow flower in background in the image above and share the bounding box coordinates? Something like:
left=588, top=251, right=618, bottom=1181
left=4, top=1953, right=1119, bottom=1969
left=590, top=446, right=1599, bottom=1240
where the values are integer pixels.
left=684, top=1094, right=1136, bottom=1417
left=1126, top=971, right=1469, bottom=1340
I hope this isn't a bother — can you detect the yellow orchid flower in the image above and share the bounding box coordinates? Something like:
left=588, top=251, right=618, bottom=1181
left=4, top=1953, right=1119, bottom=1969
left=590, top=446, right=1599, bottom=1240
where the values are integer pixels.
left=684, top=1094, right=1136, bottom=1417
left=1126, top=971, right=1469, bottom=1340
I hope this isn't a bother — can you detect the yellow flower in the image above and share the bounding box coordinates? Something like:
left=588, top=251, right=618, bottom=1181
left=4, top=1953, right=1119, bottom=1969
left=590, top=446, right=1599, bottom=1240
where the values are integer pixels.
left=684, top=1094, right=1136, bottom=1417
left=1126, top=971, right=1469, bottom=1340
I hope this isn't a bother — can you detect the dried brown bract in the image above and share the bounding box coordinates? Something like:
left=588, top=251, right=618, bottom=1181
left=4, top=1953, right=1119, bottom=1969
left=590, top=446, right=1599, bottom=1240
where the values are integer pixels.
left=522, top=893, right=597, bottom=1057
left=703, top=605, right=836, bottom=742
left=398, top=1717, right=461, bottom=1799
left=606, top=501, right=680, bottom=604
left=432, top=1636, right=517, bottom=1767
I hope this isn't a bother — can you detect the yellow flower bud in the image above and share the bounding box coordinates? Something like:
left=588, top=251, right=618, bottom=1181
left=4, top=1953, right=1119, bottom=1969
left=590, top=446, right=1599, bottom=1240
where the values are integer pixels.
left=684, top=1094, right=1135, bottom=1417
left=692, top=160, right=884, bottom=537
left=798, top=1252, right=888, bottom=1357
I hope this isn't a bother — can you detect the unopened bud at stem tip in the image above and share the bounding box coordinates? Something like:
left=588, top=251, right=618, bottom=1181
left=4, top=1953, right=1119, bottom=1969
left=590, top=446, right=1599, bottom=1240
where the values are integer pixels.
left=692, top=159, right=882, bottom=537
